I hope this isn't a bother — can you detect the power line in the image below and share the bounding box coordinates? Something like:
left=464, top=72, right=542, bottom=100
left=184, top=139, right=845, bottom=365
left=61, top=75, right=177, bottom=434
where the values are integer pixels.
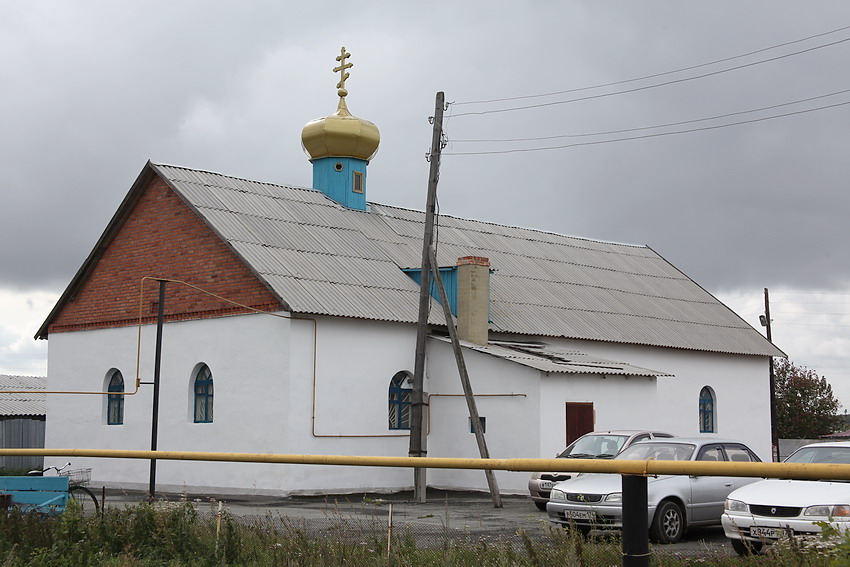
left=771, top=301, right=850, bottom=304
left=772, top=312, right=850, bottom=316
left=449, top=36, right=850, bottom=118
left=450, top=88, right=850, bottom=143
left=771, top=291, right=850, bottom=296
left=782, top=323, right=850, bottom=328
left=454, top=24, right=850, bottom=106
left=724, top=290, right=850, bottom=298
left=443, top=98, right=850, bottom=156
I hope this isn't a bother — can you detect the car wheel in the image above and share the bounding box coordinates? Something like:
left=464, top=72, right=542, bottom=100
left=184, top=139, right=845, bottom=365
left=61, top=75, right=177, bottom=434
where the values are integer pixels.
left=649, top=500, right=685, bottom=544
left=730, top=538, right=762, bottom=556
left=534, top=501, right=547, bottom=511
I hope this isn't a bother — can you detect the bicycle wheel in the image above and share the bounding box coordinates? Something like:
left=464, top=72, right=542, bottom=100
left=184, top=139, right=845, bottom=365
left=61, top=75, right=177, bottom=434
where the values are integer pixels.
left=68, top=486, right=99, bottom=514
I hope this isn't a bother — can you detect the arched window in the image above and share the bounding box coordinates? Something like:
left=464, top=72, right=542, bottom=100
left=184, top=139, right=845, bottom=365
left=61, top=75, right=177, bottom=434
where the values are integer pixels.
left=699, top=386, right=715, bottom=433
left=107, top=370, right=124, bottom=425
left=194, top=364, right=214, bottom=423
left=388, top=371, right=413, bottom=430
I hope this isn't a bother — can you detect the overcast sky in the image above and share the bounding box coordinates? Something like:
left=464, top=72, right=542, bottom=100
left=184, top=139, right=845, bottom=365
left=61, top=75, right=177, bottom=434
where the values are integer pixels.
left=2, top=2, right=849, bottom=405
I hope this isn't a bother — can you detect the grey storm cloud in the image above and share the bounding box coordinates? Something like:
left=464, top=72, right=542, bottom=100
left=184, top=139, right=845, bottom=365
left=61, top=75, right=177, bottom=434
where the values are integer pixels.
left=2, top=0, right=850, bottom=297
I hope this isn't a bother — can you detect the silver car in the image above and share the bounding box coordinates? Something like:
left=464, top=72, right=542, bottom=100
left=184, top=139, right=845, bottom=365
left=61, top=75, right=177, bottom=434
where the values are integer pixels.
left=722, top=441, right=850, bottom=555
left=528, top=430, right=674, bottom=510
left=547, top=438, right=762, bottom=543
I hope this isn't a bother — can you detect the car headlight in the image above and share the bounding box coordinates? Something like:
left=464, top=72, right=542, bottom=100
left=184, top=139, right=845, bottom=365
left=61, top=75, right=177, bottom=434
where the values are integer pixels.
left=725, top=499, right=748, bottom=513
left=550, top=489, right=566, bottom=501
left=804, top=505, right=850, bottom=519
left=605, top=492, right=622, bottom=503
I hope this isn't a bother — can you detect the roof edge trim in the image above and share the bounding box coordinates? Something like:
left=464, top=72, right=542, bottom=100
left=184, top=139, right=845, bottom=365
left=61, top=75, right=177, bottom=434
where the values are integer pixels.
left=35, top=161, right=160, bottom=340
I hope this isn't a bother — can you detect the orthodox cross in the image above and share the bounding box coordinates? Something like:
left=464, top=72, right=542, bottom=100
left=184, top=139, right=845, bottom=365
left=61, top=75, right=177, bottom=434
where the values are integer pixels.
left=334, top=47, right=353, bottom=97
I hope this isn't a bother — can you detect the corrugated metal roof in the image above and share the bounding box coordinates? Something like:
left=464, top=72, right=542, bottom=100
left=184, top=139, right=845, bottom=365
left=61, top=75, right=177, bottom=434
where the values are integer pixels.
left=0, top=375, right=46, bottom=416
left=151, top=163, right=782, bottom=357
left=432, top=337, right=672, bottom=376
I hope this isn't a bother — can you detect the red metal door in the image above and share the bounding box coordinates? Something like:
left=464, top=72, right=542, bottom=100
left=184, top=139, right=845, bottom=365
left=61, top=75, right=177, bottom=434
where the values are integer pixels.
left=565, top=402, right=594, bottom=446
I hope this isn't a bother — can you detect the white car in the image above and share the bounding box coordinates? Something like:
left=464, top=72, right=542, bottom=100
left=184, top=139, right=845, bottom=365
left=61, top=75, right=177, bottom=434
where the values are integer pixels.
left=547, top=438, right=762, bottom=543
left=722, top=441, right=850, bottom=555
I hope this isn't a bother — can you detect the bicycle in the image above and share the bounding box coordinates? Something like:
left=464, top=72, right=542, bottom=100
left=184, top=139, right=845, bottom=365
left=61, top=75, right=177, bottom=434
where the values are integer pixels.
left=27, top=462, right=99, bottom=513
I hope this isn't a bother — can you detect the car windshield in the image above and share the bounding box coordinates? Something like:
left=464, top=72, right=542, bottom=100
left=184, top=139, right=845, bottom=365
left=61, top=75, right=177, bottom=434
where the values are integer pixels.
left=786, top=446, right=850, bottom=464
left=616, top=442, right=695, bottom=461
left=558, top=434, right=630, bottom=458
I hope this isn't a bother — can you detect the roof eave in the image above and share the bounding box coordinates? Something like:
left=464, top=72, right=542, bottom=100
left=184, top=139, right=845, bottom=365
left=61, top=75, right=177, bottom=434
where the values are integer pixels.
left=36, top=161, right=160, bottom=340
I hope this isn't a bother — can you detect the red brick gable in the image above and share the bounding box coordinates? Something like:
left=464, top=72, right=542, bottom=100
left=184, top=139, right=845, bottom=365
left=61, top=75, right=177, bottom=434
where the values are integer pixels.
left=48, top=176, right=280, bottom=334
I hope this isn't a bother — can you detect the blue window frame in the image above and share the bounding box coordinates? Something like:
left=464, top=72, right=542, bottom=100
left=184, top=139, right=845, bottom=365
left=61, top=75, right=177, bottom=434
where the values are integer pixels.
left=699, top=386, right=715, bottom=433
left=194, top=364, right=214, bottom=423
left=107, top=371, right=124, bottom=425
left=389, top=371, right=413, bottom=430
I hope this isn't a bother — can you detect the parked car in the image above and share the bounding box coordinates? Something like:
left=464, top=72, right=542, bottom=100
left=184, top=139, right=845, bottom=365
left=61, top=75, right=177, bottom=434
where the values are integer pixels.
left=547, top=437, right=762, bottom=543
left=722, top=441, right=850, bottom=555
left=528, top=430, right=674, bottom=510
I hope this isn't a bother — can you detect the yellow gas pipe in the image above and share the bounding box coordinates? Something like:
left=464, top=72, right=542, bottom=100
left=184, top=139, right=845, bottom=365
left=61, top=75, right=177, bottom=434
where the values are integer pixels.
left=1, top=449, right=849, bottom=480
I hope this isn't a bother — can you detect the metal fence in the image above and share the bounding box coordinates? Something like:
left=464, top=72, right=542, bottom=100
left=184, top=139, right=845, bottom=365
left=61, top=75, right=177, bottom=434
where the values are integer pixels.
left=0, top=418, right=44, bottom=471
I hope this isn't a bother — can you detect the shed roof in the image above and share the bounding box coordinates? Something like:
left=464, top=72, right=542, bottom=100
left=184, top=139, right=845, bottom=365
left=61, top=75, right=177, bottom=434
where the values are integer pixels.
left=39, top=161, right=783, bottom=358
left=0, top=375, right=46, bottom=417
left=433, top=337, right=672, bottom=377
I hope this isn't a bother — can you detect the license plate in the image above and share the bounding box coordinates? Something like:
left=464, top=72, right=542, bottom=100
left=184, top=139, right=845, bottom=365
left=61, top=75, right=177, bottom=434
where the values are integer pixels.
left=750, top=526, right=788, bottom=539
left=566, top=510, right=595, bottom=521
left=540, top=481, right=555, bottom=490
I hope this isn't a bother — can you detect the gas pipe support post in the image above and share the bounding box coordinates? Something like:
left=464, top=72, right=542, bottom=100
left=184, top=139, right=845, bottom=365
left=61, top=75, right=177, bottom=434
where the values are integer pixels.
left=149, top=279, right=166, bottom=499
left=621, top=474, right=650, bottom=567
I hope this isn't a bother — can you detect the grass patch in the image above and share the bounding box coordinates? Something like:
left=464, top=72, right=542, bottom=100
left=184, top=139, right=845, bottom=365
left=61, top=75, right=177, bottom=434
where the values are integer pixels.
left=0, top=468, right=34, bottom=477
left=0, top=501, right=844, bottom=566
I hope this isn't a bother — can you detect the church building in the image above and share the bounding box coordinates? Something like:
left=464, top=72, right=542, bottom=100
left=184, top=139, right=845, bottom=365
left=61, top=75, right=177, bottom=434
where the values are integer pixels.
left=36, top=49, right=782, bottom=496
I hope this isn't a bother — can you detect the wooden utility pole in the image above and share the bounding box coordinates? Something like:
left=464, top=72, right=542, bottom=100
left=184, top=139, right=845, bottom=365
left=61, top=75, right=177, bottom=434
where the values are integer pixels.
left=764, top=287, right=778, bottom=461
left=429, top=247, right=502, bottom=507
left=409, top=92, right=445, bottom=502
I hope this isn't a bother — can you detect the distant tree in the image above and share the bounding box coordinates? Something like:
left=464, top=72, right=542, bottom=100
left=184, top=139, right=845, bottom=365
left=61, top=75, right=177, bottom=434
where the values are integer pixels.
left=774, top=358, right=844, bottom=439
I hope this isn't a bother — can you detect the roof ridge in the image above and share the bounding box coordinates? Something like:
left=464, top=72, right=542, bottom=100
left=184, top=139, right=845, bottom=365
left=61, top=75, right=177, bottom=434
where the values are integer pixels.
left=156, top=163, right=653, bottom=250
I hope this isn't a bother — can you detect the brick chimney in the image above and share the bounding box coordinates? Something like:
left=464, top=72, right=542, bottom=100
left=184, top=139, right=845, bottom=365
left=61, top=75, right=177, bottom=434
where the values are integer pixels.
left=456, top=256, right=490, bottom=345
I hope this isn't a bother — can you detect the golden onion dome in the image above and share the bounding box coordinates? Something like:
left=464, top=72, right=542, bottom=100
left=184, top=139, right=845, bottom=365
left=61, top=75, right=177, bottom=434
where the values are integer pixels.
left=301, top=98, right=380, bottom=162
left=301, top=47, right=380, bottom=163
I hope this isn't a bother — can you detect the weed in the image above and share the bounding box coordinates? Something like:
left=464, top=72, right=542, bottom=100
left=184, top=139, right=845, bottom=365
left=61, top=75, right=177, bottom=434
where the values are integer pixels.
left=0, top=504, right=846, bottom=566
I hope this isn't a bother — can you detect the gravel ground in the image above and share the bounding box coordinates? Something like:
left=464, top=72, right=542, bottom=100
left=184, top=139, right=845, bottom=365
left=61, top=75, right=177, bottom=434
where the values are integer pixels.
left=97, top=486, right=735, bottom=558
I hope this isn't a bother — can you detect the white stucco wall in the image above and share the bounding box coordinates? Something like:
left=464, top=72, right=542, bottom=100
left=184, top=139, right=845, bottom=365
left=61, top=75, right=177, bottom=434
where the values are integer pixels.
left=279, top=316, right=419, bottom=494
left=538, top=372, right=661, bottom=458
left=44, top=313, right=772, bottom=497
left=424, top=340, right=539, bottom=495
left=548, top=338, right=773, bottom=461
left=46, top=314, right=431, bottom=496
left=45, top=312, right=292, bottom=495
